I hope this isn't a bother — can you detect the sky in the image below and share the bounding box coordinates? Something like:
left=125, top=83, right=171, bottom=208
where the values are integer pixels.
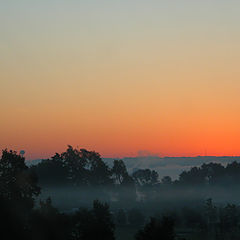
left=1, top=0, right=240, bottom=160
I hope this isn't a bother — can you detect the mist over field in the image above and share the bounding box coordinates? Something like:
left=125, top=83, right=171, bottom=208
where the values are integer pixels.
left=26, top=153, right=240, bottom=209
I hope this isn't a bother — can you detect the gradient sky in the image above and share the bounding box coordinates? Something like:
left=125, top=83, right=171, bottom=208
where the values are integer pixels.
left=1, top=1, right=240, bottom=159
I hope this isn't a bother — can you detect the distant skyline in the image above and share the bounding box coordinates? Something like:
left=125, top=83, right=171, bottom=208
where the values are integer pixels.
left=1, top=1, right=240, bottom=160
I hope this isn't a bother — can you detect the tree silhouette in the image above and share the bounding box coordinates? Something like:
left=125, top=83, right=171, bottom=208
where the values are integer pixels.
left=132, top=169, right=159, bottom=186
left=135, top=217, right=175, bottom=240
left=0, top=196, right=30, bottom=240
left=111, top=160, right=128, bottom=185
left=33, top=146, right=113, bottom=187
left=73, top=200, right=115, bottom=240
left=201, top=163, right=225, bottom=185
left=179, top=167, right=206, bottom=185
left=0, top=149, right=41, bottom=240
left=85, top=150, right=112, bottom=186
left=29, top=197, right=72, bottom=240
left=161, top=176, right=172, bottom=185
left=225, top=161, right=240, bottom=184
left=61, top=146, right=89, bottom=185
left=218, top=204, right=240, bottom=239
left=177, top=162, right=240, bottom=186
left=0, top=149, right=40, bottom=211
left=31, top=154, right=68, bottom=186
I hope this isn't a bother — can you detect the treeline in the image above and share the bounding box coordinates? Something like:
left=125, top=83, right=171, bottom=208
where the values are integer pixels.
left=0, top=148, right=176, bottom=240
left=2, top=147, right=240, bottom=240
left=31, top=146, right=138, bottom=204
left=31, top=146, right=114, bottom=186
left=178, top=161, right=240, bottom=186
left=31, top=146, right=240, bottom=192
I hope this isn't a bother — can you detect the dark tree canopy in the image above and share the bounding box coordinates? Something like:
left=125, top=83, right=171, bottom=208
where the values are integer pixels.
left=0, top=149, right=41, bottom=240
left=177, top=161, right=240, bottom=186
left=111, top=160, right=128, bottom=185
left=161, top=176, right=172, bottom=185
left=31, top=154, right=68, bottom=186
left=29, top=197, right=71, bottom=240
left=32, top=146, right=112, bottom=187
left=0, top=149, right=40, bottom=210
left=73, top=200, right=115, bottom=240
left=135, top=217, right=175, bottom=240
left=132, top=169, right=159, bottom=186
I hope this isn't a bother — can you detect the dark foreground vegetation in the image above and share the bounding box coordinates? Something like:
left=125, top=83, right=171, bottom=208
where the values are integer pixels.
left=1, top=146, right=240, bottom=240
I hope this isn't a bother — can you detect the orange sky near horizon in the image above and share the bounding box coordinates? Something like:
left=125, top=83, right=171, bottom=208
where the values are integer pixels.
left=1, top=1, right=240, bottom=160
